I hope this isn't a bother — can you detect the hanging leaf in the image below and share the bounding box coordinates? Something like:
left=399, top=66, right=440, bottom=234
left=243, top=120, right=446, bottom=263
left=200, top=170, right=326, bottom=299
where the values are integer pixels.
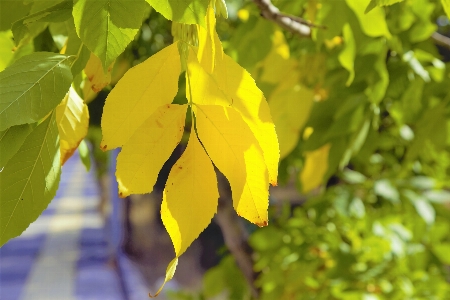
left=346, top=0, right=392, bottom=38
left=0, top=52, right=74, bottom=131
left=78, top=139, right=91, bottom=171
left=73, top=0, right=147, bottom=70
left=116, top=104, right=187, bottom=197
left=55, top=87, right=89, bottom=165
left=0, top=111, right=61, bottom=246
left=101, top=43, right=181, bottom=150
left=194, top=105, right=269, bottom=226
left=187, top=48, right=279, bottom=186
left=146, top=0, right=208, bottom=26
left=162, top=128, right=219, bottom=256
left=338, top=23, right=356, bottom=86
left=84, top=52, right=114, bottom=93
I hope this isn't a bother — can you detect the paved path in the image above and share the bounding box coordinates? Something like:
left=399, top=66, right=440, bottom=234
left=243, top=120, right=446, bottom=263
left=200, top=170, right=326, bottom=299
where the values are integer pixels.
left=0, top=155, right=125, bottom=300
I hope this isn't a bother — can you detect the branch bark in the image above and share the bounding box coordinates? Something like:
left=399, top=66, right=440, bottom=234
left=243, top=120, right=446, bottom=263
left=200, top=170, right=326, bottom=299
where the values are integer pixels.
left=432, top=32, right=450, bottom=51
left=252, top=0, right=320, bottom=37
left=215, top=172, right=260, bottom=299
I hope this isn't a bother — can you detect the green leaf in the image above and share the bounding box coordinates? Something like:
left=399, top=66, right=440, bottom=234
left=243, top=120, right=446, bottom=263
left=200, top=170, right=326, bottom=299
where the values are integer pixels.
left=73, top=0, right=147, bottom=70
left=346, top=0, right=392, bottom=38
left=12, top=0, right=73, bottom=46
left=0, top=124, right=34, bottom=169
left=374, top=179, right=400, bottom=204
left=146, top=0, right=208, bottom=26
left=0, top=111, right=61, bottom=246
left=404, top=190, right=435, bottom=225
left=78, top=139, right=91, bottom=171
left=0, top=0, right=32, bottom=31
left=365, top=0, right=404, bottom=14
left=0, top=31, right=15, bottom=72
left=0, top=52, right=74, bottom=131
left=338, top=23, right=356, bottom=86
left=433, top=243, right=450, bottom=264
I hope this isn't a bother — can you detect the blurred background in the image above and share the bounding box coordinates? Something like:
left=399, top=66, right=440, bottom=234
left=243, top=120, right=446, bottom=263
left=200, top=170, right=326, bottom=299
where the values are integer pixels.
left=1, top=0, right=450, bottom=299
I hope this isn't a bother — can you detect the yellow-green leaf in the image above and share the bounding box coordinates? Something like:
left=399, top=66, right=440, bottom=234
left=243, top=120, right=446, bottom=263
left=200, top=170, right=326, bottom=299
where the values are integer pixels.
left=116, top=104, right=187, bottom=197
left=149, top=258, right=178, bottom=298
left=338, top=23, right=356, bottom=86
left=161, top=128, right=218, bottom=256
left=145, top=0, right=208, bottom=26
left=269, top=76, right=314, bottom=159
left=197, top=5, right=216, bottom=73
left=442, top=0, right=450, bottom=19
left=194, top=105, right=269, bottom=226
left=84, top=52, right=114, bottom=93
left=346, top=0, right=391, bottom=38
left=101, top=43, right=181, bottom=150
left=56, top=87, right=89, bottom=165
left=187, top=49, right=279, bottom=186
left=300, top=143, right=331, bottom=193
left=260, top=31, right=295, bottom=84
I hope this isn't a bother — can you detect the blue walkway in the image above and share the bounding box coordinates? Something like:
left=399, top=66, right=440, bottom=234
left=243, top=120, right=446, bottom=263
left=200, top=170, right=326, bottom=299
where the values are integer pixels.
left=0, top=154, right=125, bottom=300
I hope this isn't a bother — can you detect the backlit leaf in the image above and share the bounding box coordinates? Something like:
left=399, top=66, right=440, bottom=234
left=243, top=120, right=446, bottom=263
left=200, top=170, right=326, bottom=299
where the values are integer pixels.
left=0, top=31, right=15, bottom=72
left=55, top=87, right=89, bottom=165
left=101, top=43, right=181, bottom=150
left=194, top=105, right=269, bottom=226
left=161, top=128, right=218, bottom=256
left=78, top=139, right=91, bottom=171
left=116, top=104, right=187, bottom=197
left=187, top=49, right=279, bottom=186
left=442, top=0, right=450, bottom=19
left=0, top=0, right=32, bottom=31
left=73, top=0, right=147, bottom=70
left=0, top=52, right=74, bottom=131
left=0, top=111, right=61, bottom=246
left=146, top=0, right=208, bottom=26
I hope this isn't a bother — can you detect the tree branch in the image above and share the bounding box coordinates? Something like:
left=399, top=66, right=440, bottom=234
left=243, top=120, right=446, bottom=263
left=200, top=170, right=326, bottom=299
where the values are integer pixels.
left=252, top=0, right=324, bottom=37
left=432, top=32, right=450, bottom=51
left=215, top=172, right=260, bottom=299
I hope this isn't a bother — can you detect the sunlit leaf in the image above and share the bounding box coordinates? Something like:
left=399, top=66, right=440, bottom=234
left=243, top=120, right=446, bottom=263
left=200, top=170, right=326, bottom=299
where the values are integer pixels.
left=84, top=52, right=114, bottom=93
left=101, top=43, right=181, bottom=150
left=346, top=0, right=391, bottom=38
left=194, top=105, right=269, bottom=226
left=55, top=87, right=89, bottom=165
left=146, top=0, right=208, bottom=26
left=0, top=124, right=33, bottom=169
left=116, top=104, right=187, bottom=197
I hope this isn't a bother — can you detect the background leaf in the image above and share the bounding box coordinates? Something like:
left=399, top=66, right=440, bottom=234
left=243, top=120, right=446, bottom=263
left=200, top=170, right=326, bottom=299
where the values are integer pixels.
left=146, top=0, right=208, bottom=26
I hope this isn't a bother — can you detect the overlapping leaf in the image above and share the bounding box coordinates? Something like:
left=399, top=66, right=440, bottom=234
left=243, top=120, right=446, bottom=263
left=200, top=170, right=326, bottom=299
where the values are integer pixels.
left=0, top=124, right=33, bottom=169
left=84, top=52, right=114, bottom=93
left=100, top=43, right=181, bottom=150
left=0, top=111, right=61, bottom=246
left=0, top=52, right=74, bottom=131
left=55, top=87, right=89, bottom=164
left=73, top=0, right=147, bottom=70
left=116, top=104, right=187, bottom=197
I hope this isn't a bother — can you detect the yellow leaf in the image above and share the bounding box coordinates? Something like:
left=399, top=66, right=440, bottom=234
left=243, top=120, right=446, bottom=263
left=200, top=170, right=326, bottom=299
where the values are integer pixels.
left=56, top=87, right=89, bottom=165
left=148, top=257, right=178, bottom=298
left=269, top=75, right=314, bottom=159
left=161, top=128, right=218, bottom=256
left=300, top=143, right=331, bottom=193
left=197, top=5, right=216, bottom=74
left=194, top=105, right=269, bottom=226
left=101, top=42, right=181, bottom=151
left=84, top=52, right=114, bottom=93
left=116, top=104, right=187, bottom=197
left=187, top=49, right=279, bottom=186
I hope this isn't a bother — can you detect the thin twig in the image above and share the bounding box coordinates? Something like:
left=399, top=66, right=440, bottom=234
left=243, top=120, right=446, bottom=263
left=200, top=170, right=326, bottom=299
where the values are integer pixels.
left=432, top=32, right=450, bottom=51
left=252, top=0, right=325, bottom=37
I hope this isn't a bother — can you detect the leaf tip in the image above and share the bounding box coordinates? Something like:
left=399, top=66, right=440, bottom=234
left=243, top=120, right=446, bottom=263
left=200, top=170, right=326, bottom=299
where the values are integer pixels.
left=256, top=220, right=269, bottom=227
left=100, top=142, right=107, bottom=151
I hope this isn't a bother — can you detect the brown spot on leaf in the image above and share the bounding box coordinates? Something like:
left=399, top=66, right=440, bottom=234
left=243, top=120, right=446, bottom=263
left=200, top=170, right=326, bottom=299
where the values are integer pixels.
left=100, top=144, right=107, bottom=151
left=256, top=220, right=269, bottom=228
